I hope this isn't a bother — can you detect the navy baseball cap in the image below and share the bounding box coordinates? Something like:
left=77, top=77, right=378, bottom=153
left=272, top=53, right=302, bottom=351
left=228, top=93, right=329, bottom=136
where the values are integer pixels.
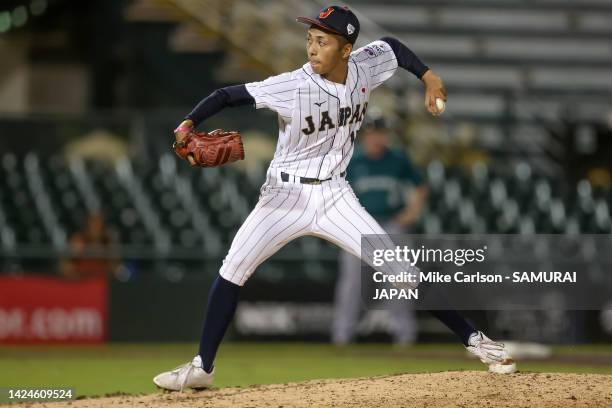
left=297, top=5, right=360, bottom=44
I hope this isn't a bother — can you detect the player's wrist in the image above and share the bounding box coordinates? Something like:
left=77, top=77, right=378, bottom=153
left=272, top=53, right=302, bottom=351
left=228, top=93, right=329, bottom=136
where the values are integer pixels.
left=175, top=120, right=194, bottom=134
left=420, top=69, right=435, bottom=83
left=418, top=68, right=432, bottom=81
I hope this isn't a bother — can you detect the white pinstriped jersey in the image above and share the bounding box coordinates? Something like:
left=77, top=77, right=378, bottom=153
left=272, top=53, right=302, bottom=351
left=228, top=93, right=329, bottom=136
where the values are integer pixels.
left=219, top=41, right=420, bottom=287
left=245, top=40, right=398, bottom=180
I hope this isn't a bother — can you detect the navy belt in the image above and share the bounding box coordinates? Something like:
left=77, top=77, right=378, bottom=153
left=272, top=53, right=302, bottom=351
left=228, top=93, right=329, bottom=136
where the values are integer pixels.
left=281, top=171, right=346, bottom=185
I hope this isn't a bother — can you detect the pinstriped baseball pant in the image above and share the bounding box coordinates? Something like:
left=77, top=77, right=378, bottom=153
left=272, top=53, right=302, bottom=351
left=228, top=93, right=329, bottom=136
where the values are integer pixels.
left=219, top=170, right=412, bottom=287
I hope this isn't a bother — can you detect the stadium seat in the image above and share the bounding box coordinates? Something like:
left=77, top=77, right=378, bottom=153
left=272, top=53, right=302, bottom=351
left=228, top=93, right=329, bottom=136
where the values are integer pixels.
left=1, top=156, right=609, bottom=264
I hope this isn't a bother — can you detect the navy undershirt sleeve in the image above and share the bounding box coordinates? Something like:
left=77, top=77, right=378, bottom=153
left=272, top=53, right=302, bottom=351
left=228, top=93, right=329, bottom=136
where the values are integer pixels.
left=380, top=36, right=429, bottom=79
left=185, top=84, right=255, bottom=126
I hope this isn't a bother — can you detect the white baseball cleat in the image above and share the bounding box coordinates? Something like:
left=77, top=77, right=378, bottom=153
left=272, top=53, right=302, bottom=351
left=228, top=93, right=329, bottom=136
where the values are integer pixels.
left=153, top=355, right=214, bottom=391
left=466, top=331, right=517, bottom=374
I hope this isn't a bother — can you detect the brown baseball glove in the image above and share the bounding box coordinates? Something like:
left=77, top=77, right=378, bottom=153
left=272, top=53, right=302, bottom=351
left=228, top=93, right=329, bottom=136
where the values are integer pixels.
left=173, top=129, right=244, bottom=167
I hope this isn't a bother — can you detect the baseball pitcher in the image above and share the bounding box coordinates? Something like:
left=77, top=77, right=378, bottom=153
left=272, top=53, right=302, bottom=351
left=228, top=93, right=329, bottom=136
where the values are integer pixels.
left=155, top=5, right=516, bottom=392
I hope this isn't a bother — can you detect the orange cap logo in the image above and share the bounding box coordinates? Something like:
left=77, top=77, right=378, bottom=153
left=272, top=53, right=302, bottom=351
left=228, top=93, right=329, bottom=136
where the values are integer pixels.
left=319, top=7, right=334, bottom=19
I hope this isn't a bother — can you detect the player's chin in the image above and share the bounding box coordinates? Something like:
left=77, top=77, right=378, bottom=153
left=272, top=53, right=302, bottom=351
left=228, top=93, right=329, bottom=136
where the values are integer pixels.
left=310, top=61, right=324, bottom=74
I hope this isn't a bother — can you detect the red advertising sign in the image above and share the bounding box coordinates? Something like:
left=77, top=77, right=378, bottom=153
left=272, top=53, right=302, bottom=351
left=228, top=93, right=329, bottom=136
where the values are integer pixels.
left=0, top=276, right=108, bottom=344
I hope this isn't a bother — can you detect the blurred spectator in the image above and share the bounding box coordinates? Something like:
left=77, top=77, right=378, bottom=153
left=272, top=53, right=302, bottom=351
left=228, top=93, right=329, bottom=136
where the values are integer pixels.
left=332, top=117, right=428, bottom=346
left=60, top=211, right=119, bottom=280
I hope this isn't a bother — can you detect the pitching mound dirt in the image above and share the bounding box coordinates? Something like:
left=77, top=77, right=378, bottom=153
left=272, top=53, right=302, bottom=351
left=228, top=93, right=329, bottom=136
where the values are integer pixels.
left=12, top=371, right=612, bottom=407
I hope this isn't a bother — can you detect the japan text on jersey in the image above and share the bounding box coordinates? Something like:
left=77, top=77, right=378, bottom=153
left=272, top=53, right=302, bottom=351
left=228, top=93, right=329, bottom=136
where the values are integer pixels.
left=245, top=40, right=398, bottom=180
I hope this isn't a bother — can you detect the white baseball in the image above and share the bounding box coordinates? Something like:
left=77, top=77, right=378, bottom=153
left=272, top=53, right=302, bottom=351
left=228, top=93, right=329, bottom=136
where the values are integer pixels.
left=435, top=98, right=446, bottom=114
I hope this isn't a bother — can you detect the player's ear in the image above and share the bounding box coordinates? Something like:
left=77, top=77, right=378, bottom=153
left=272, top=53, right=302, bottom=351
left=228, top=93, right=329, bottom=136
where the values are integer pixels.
left=342, top=43, right=352, bottom=59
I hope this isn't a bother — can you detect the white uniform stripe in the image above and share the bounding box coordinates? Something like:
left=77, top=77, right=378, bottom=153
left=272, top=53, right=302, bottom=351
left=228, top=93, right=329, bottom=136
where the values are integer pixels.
left=329, top=62, right=364, bottom=175
left=327, top=182, right=385, bottom=241
left=288, top=88, right=302, bottom=154
left=328, top=182, right=403, bottom=276
left=318, top=81, right=342, bottom=179
left=259, top=78, right=299, bottom=88
left=223, top=208, right=297, bottom=283
left=369, top=57, right=398, bottom=70
left=318, top=183, right=361, bottom=248
left=223, top=187, right=294, bottom=277
left=305, top=84, right=323, bottom=170
left=222, top=190, right=285, bottom=269
left=301, top=68, right=340, bottom=102
left=262, top=187, right=314, bottom=243
left=337, top=188, right=398, bottom=271
left=231, top=183, right=305, bottom=280
left=314, top=181, right=399, bottom=276
left=232, top=188, right=313, bottom=285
